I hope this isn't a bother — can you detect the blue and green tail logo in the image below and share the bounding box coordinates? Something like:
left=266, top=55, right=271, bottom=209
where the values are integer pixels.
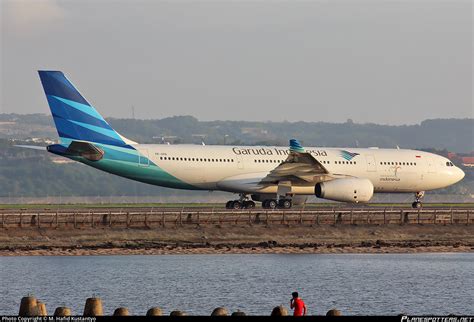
left=38, top=71, right=128, bottom=148
left=340, top=150, right=359, bottom=161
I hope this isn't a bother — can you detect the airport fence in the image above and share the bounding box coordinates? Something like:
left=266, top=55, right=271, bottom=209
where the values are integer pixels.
left=0, top=208, right=472, bottom=229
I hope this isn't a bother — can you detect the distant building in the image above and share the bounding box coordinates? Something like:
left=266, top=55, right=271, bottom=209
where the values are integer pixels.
left=461, top=157, right=474, bottom=167
left=241, top=127, right=268, bottom=136
left=50, top=157, right=75, bottom=164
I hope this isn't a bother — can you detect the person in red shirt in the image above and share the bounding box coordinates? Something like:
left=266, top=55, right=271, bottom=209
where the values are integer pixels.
left=290, top=291, right=307, bottom=316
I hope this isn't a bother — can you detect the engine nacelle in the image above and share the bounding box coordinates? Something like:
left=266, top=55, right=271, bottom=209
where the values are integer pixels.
left=315, top=178, right=374, bottom=203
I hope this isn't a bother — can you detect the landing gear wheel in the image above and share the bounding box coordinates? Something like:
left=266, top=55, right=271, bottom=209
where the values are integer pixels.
left=225, top=201, right=233, bottom=209
left=262, top=200, right=269, bottom=209
left=268, top=200, right=278, bottom=209
left=412, top=201, right=422, bottom=209
left=412, top=191, right=424, bottom=209
left=280, top=199, right=292, bottom=209
left=232, top=201, right=242, bottom=209
left=243, top=200, right=256, bottom=209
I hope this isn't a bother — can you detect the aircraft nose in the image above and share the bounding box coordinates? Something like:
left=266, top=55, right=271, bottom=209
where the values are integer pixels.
left=457, top=167, right=465, bottom=181
left=450, top=166, right=465, bottom=184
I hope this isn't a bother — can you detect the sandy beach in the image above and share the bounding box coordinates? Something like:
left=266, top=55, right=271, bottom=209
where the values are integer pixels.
left=1, top=224, right=472, bottom=256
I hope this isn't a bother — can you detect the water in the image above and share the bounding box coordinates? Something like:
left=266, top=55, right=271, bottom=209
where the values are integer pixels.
left=0, top=253, right=472, bottom=315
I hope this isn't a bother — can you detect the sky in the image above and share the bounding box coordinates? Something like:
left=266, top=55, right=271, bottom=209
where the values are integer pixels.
left=0, top=0, right=472, bottom=125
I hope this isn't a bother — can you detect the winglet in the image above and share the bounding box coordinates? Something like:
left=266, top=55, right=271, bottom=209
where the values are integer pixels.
left=289, top=139, right=305, bottom=153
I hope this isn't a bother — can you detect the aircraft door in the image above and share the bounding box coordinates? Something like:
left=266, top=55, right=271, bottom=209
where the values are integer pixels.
left=365, top=154, right=377, bottom=172
left=139, top=149, right=150, bottom=167
left=236, top=155, right=244, bottom=169
left=426, top=157, right=437, bottom=173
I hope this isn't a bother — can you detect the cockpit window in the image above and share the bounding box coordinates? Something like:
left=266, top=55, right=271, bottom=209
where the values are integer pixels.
left=446, top=161, right=454, bottom=167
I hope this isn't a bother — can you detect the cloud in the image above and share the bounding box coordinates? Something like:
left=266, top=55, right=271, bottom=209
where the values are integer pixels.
left=2, top=0, right=65, bottom=35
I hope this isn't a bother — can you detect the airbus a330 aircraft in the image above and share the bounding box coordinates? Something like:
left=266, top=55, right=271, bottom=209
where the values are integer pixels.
left=29, top=71, right=465, bottom=209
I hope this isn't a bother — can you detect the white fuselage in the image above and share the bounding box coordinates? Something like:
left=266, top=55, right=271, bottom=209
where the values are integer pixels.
left=132, top=144, right=464, bottom=195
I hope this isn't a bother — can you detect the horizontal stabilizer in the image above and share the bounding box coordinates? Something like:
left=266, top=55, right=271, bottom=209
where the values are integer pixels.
left=47, top=141, right=104, bottom=161
left=14, top=145, right=48, bottom=151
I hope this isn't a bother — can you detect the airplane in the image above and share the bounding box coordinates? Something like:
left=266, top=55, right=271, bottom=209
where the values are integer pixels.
left=26, top=71, right=465, bottom=209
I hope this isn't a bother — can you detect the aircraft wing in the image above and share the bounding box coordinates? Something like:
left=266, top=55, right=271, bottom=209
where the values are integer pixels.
left=260, top=139, right=330, bottom=185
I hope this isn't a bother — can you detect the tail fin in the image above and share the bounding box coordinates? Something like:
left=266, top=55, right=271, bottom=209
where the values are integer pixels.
left=38, top=71, right=136, bottom=146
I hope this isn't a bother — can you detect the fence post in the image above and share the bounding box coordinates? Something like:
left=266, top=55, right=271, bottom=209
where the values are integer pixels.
left=248, top=213, right=251, bottom=225
left=197, top=212, right=200, bottom=226
left=56, top=211, right=59, bottom=228
left=450, top=209, right=453, bottom=225
left=19, top=212, right=22, bottom=228
left=316, top=214, right=319, bottom=226
left=109, top=211, right=112, bottom=227
left=38, top=213, right=40, bottom=228
left=350, top=209, right=353, bottom=225
left=334, top=212, right=337, bottom=225
left=383, top=209, right=386, bottom=225
left=91, top=212, right=94, bottom=228
left=73, top=212, right=77, bottom=229
left=400, top=209, right=403, bottom=225
left=417, top=209, right=420, bottom=225
left=126, top=212, right=130, bottom=228
left=162, top=212, right=165, bottom=228
left=145, top=212, right=148, bottom=228
left=266, top=212, right=269, bottom=226
left=1, top=213, right=4, bottom=229
left=467, top=210, right=470, bottom=225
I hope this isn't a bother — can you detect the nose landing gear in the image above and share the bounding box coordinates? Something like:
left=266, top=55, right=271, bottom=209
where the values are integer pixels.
left=412, top=191, right=425, bottom=209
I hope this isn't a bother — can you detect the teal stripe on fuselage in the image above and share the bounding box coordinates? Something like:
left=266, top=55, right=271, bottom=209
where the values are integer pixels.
left=80, top=158, right=197, bottom=190
left=65, top=143, right=197, bottom=190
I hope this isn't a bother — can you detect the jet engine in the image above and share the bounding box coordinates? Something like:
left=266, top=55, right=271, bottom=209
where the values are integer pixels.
left=315, top=178, right=374, bottom=203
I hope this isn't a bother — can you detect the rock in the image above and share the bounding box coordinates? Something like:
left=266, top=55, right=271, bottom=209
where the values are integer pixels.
left=170, top=310, right=186, bottom=316
left=326, top=309, right=342, bottom=316
left=231, top=311, right=246, bottom=316
left=271, top=306, right=288, bottom=316
left=146, top=307, right=163, bottom=316
left=211, top=307, right=228, bottom=316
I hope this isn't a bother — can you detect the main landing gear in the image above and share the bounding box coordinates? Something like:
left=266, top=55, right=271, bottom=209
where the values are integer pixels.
left=412, top=191, right=425, bottom=209
left=225, top=193, right=256, bottom=209
left=262, top=198, right=292, bottom=209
